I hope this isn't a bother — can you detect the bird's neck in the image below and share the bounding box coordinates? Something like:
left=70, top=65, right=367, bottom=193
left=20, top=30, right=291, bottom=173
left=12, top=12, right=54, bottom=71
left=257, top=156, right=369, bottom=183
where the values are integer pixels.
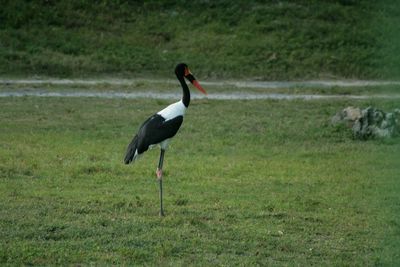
left=178, top=75, right=190, bottom=107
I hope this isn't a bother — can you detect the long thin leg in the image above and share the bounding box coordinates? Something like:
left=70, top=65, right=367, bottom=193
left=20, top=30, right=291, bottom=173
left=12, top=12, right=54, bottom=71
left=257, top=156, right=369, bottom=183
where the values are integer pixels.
left=157, top=149, right=165, bottom=216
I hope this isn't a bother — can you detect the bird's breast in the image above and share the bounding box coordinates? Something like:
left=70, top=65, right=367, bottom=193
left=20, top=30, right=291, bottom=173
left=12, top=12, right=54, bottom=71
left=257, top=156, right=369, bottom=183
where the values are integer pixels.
left=157, top=100, right=186, bottom=121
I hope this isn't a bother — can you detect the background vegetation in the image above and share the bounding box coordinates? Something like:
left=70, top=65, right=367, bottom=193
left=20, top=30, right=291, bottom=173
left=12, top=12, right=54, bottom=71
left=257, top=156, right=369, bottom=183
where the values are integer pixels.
left=1, top=0, right=400, bottom=80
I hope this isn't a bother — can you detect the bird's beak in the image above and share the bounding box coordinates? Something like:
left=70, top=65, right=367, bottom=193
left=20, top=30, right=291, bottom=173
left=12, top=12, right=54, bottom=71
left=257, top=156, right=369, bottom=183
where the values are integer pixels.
left=184, top=68, right=207, bottom=95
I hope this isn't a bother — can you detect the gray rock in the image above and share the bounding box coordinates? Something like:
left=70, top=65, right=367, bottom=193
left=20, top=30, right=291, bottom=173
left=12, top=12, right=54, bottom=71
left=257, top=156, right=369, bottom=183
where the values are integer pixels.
left=332, top=106, right=400, bottom=139
left=331, top=106, right=362, bottom=127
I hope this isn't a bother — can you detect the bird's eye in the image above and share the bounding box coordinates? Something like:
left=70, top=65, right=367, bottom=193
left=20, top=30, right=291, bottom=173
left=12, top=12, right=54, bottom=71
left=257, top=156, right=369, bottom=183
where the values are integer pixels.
left=184, top=67, right=191, bottom=77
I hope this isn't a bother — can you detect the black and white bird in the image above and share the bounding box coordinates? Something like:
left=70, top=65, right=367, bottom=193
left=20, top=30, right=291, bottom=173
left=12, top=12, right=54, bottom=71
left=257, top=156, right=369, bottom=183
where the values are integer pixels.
left=124, top=63, right=207, bottom=216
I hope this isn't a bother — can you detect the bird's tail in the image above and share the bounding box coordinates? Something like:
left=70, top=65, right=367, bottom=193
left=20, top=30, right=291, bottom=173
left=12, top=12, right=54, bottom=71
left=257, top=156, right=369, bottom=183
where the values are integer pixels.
left=124, top=134, right=139, bottom=164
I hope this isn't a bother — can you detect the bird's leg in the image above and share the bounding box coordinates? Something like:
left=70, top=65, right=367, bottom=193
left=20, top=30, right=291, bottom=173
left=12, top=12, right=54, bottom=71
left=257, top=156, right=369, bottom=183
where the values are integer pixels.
left=157, top=149, right=165, bottom=180
left=157, top=149, right=165, bottom=217
left=156, top=168, right=163, bottom=179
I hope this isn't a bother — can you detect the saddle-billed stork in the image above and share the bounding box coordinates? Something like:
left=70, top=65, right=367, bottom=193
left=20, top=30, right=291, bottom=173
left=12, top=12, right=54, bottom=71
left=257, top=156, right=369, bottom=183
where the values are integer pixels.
left=124, top=63, right=207, bottom=216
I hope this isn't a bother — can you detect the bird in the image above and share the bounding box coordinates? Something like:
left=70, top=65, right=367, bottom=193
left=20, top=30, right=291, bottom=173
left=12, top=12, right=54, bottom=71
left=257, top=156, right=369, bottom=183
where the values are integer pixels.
left=124, top=63, right=207, bottom=216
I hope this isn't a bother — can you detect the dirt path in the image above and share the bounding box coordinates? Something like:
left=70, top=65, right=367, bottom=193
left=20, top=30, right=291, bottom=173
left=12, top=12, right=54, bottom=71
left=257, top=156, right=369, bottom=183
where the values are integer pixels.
left=1, top=78, right=399, bottom=100
left=1, top=90, right=400, bottom=100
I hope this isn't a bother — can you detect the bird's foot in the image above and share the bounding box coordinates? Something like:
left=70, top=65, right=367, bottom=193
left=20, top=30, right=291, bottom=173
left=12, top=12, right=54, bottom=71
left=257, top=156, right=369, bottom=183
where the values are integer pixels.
left=156, top=168, right=163, bottom=180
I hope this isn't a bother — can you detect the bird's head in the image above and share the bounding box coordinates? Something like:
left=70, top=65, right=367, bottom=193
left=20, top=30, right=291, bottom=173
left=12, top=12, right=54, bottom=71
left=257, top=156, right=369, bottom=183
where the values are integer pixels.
left=175, top=63, right=207, bottom=95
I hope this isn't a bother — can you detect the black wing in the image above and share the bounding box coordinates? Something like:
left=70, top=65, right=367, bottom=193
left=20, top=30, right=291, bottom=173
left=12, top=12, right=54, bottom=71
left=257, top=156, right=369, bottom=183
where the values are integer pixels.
left=136, top=114, right=183, bottom=154
left=124, top=134, right=138, bottom=164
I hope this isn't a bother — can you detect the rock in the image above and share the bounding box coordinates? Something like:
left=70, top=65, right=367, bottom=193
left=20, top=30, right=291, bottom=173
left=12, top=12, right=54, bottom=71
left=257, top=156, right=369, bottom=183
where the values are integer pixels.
left=331, top=106, right=362, bottom=127
left=332, top=106, right=400, bottom=139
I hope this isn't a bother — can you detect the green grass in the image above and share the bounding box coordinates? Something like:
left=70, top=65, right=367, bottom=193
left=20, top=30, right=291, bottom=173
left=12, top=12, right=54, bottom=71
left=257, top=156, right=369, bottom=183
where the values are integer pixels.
left=1, top=93, right=399, bottom=265
left=1, top=0, right=400, bottom=79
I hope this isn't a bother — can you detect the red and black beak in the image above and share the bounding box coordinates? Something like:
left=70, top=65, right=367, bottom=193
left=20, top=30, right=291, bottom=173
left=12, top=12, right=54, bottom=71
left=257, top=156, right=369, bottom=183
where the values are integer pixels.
left=184, top=67, right=207, bottom=95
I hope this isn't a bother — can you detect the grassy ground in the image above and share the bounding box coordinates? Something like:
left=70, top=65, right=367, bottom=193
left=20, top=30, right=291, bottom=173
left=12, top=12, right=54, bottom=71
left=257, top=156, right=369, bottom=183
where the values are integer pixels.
left=1, top=1, right=400, bottom=80
left=0, top=92, right=399, bottom=265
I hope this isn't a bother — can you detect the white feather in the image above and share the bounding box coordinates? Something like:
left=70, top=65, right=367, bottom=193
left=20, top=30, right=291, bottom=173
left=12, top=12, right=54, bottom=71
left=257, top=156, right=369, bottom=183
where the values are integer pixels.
left=131, top=149, right=141, bottom=162
left=160, top=139, right=170, bottom=149
left=157, top=100, right=186, bottom=121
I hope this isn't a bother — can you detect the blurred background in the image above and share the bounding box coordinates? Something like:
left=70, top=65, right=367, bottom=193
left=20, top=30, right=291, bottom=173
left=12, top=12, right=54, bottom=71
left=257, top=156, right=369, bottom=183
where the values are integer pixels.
left=1, top=0, right=399, bottom=80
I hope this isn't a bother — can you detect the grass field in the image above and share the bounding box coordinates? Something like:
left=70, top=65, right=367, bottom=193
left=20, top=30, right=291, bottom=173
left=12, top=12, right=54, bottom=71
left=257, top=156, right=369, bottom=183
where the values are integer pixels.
left=1, top=1, right=400, bottom=80
left=1, top=90, right=399, bottom=265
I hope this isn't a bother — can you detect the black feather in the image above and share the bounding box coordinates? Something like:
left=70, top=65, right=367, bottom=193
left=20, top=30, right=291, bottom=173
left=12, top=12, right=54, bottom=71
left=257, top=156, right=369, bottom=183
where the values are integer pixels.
left=124, top=134, right=138, bottom=164
left=124, top=114, right=184, bottom=164
left=136, top=114, right=183, bottom=153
